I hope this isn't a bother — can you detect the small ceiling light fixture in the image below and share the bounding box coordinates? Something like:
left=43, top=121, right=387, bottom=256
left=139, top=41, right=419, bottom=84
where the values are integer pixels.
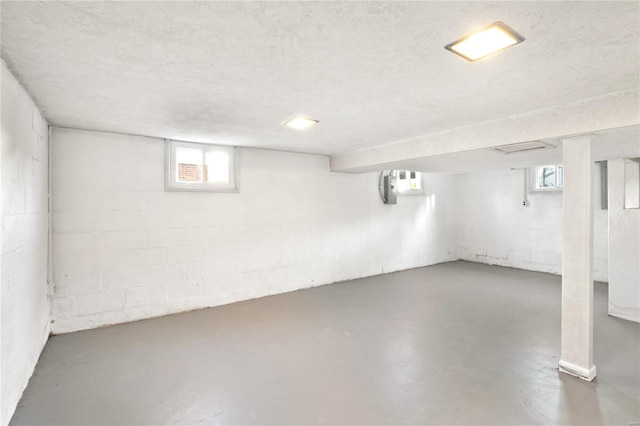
left=445, top=21, right=524, bottom=62
left=489, top=141, right=553, bottom=155
left=282, top=117, right=319, bottom=130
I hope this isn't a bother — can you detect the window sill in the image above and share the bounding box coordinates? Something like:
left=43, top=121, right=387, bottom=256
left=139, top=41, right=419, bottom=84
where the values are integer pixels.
left=165, top=186, right=239, bottom=193
left=398, top=191, right=425, bottom=196
left=531, top=188, right=562, bottom=193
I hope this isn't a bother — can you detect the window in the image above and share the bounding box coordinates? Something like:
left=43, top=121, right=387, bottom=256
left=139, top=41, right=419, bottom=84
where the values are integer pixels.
left=166, top=140, right=238, bottom=192
left=394, top=170, right=423, bottom=194
left=533, top=165, right=563, bottom=191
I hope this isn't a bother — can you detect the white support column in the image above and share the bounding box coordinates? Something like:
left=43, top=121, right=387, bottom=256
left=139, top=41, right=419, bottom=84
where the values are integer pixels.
left=559, top=135, right=596, bottom=381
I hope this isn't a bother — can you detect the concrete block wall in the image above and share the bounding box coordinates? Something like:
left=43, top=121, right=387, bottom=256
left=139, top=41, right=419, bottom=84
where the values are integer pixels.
left=456, top=168, right=609, bottom=282
left=50, top=127, right=458, bottom=333
left=1, top=62, right=50, bottom=424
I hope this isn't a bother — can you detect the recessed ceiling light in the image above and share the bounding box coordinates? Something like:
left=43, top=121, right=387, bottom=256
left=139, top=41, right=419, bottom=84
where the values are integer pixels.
left=282, top=117, right=318, bottom=130
left=445, top=21, right=524, bottom=62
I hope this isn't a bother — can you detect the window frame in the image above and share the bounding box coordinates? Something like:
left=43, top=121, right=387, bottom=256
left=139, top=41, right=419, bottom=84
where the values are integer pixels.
left=165, top=139, right=239, bottom=192
left=531, top=165, right=563, bottom=192
left=393, top=170, right=425, bottom=195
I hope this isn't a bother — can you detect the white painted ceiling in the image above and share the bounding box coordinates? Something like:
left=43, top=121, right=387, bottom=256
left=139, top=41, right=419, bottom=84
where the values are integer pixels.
left=1, top=1, right=639, bottom=156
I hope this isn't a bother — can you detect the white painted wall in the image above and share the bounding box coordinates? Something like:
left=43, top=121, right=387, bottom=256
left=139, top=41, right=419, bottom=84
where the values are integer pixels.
left=456, top=167, right=609, bottom=282
left=608, top=159, right=640, bottom=322
left=50, top=128, right=458, bottom=333
left=1, top=62, right=50, bottom=424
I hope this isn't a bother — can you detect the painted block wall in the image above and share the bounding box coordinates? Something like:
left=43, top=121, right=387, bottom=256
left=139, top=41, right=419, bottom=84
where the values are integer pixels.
left=0, top=62, right=50, bottom=424
left=50, top=127, right=458, bottom=334
left=608, top=159, right=640, bottom=322
left=456, top=167, right=609, bottom=282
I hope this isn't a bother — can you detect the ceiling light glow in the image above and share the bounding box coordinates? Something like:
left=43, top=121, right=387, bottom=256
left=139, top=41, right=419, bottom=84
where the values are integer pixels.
left=445, top=22, right=524, bottom=62
left=282, top=117, right=318, bottom=130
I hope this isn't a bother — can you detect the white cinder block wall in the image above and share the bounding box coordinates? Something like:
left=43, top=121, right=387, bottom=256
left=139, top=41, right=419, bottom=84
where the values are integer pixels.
left=1, top=63, right=50, bottom=424
left=456, top=168, right=609, bottom=282
left=50, top=127, right=458, bottom=333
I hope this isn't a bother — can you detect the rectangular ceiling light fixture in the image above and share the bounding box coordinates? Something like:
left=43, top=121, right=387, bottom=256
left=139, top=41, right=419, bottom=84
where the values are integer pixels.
left=489, top=141, right=551, bottom=155
left=282, top=117, right=318, bottom=130
left=445, top=21, right=524, bottom=62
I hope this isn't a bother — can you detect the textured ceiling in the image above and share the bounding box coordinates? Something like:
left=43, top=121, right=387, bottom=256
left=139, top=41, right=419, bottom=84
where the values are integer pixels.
left=1, top=1, right=639, bottom=156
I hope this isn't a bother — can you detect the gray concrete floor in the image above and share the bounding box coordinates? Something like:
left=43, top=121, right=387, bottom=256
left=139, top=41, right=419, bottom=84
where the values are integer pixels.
left=11, top=261, right=640, bottom=425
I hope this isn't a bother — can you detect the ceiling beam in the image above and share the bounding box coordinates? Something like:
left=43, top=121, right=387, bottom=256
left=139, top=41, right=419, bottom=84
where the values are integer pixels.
left=330, top=89, right=639, bottom=173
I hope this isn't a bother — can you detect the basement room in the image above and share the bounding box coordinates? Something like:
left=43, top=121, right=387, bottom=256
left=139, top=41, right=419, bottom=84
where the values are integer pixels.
left=1, top=1, right=639, bottom=425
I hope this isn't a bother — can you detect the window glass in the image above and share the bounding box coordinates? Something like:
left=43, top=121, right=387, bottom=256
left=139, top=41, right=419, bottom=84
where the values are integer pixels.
left=176, top=147, right=204, bottom=183
left=557, top=166, right=564, bottom=188
left=410, top=171, right=421, bottom=190
left=397, top=172, right=410, bottom=192
left=166, top=140, right=237, bottom=192
left=537, top=166, right=556, bottom=188
left=534, top=165, right=563, bottom=190
left=394, top=170, right=423, bottom=194
left=205, top=151, right=229, bottom=184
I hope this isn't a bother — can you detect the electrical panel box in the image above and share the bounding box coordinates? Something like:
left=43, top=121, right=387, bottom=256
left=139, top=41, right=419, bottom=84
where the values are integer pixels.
left=383, top=175, right=397, bottom=205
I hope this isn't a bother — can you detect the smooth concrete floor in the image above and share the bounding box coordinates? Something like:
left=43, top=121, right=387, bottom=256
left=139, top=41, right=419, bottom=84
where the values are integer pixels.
left=11, top=261, right=640, bottom=425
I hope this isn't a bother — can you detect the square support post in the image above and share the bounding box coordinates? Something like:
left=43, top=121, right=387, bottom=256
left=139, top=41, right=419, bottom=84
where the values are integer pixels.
left=558, top=135, right=596, bottom=381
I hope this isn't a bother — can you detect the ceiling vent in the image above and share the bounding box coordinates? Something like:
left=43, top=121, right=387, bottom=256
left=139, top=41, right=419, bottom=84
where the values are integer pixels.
left=489, top=141, right=553, bottom=155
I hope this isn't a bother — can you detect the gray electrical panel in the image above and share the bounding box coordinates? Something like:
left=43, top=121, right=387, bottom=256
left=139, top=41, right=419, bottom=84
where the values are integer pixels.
left=383, top=175, right=397, bottom=205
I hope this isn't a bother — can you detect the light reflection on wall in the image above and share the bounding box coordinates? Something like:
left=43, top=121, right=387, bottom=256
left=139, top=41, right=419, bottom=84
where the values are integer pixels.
left=426, top=193, right=436, bottom=215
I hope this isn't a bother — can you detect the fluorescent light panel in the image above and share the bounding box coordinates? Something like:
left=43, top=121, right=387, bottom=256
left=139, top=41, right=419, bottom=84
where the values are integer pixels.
left=282, top=117, right=318, bottom=130
left=445, top=22, right=524, bottom=62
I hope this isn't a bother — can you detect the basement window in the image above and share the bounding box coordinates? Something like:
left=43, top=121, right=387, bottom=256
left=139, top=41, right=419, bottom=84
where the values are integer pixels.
left=394, top=170, right=423, bottom=194
left=533, top=165, right=563, bottom=191
left=166, top=140, right=238, bottom=192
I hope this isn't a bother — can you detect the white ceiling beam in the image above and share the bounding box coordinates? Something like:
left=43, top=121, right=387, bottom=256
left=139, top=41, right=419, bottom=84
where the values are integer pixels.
left=330, top=89, right=639, bottom=173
